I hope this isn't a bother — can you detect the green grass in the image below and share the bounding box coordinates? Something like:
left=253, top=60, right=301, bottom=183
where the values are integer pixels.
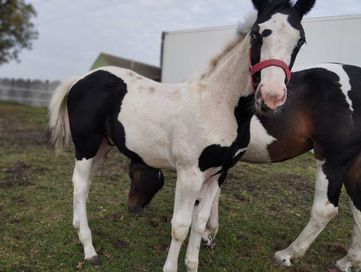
left=0, top=101, right=353, bottom=271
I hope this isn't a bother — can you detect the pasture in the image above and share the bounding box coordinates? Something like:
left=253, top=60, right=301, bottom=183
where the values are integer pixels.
left=0, top=101, right=353, bottom=271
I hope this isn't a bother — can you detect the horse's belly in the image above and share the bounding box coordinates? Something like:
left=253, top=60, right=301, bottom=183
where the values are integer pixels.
left=124, top=131, right=175, bottom=170
left=118, top=98, right=176, bottom=169
left=121, top=119, right=176, bottom=168
left=242, top=143, right=272, bottom=163
left=132, top=144, right=175, bottom=169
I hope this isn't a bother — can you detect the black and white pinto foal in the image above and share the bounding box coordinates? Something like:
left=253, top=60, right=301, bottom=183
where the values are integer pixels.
left=49, top=0, right=314, bottom=271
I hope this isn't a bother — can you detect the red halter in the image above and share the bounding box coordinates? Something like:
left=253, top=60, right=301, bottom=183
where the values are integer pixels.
left=248, top=48, right=292, bottom=93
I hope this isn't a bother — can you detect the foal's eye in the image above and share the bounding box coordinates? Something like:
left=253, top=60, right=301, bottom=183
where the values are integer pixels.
left=250, top=33, right=259, bottom=43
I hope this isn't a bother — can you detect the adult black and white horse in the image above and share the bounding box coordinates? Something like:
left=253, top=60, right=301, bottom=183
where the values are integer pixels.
left=49, top=0, right=315, bottom=271
left=127, top=63, right=361, bottom=271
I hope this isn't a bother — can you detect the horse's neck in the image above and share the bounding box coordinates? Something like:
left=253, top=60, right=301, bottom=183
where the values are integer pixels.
left=200, top=36, right=250, bottom=108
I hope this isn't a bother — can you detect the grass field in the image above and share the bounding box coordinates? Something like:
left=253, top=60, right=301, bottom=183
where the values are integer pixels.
left=0, top=101, right=354, bottom=272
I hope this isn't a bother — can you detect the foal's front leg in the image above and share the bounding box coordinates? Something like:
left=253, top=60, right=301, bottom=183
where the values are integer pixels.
left=163, top=166, right=204, bottom=272
left=185, top=175, right=221, bottom=272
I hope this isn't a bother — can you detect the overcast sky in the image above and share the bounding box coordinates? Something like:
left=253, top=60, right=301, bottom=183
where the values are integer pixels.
left=1, top=0, right=361, bottom=80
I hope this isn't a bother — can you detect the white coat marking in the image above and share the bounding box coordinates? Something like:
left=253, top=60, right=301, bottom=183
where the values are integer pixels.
left=241, top=116, right=276, bottom=162
left=233, top=148, right=247, bottom=158
left=274, top=160, right=338, bottom=266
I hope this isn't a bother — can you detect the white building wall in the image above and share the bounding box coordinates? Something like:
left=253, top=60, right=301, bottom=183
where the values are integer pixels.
left=161, top=15, right=361, bottom=83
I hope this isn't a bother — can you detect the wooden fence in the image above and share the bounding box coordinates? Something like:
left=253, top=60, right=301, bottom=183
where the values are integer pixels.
left=0, top=78, right=60, bottom=107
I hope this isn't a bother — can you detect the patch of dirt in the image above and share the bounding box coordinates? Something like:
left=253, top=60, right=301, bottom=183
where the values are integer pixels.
left=110, top=239, right=129, bottom=249
left=0, top=161, right=34, bottom=187
left=148, top=215, right=170, bottom=228
left=0, top=128, right=49, bottom=147
left=326, top=243, right=347, bottom=255
left=153, top=244, right=169, bottom=254
left=223, top=171, right=261, bottom=194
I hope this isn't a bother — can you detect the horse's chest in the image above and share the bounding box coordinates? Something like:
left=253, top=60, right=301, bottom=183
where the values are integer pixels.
left=198, top=121, right=251, bottom=176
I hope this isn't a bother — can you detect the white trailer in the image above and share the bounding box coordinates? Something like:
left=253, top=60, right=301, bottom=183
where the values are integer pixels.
left=161, top=15, right=361, bottom=83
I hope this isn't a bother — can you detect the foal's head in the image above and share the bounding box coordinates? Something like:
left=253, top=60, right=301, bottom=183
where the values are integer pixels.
left=249, top=0, right=316, bottom=112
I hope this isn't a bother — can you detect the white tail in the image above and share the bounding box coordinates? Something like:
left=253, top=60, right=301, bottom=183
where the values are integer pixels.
left=48, top=78, right=79, bottom=153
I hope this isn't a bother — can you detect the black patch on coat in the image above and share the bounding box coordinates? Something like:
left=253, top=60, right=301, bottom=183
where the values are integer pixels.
left=250, top=25, right=263, bottom=87
left=250, top=25, right=262, bottom=65
left=262, top=29, right=272, bottom=37
left=68, top=70, right=143, bottom=162
left=255, top=0, right=299, bottom=26
left=198, top=95, right=255, bottom=185
left=288, top=41, right=302, bottom=70
left=286, top=10, right=303, bottom=30
left=293, top=0, right=317, bottom=19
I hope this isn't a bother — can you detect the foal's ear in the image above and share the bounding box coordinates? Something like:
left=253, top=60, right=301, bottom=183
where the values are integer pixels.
left=293, top=0, right=316, bottom=18
left=251, top=0, right=269, bottom=13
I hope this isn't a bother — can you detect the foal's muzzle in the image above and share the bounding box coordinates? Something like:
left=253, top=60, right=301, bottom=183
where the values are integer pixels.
left=249, top=48, right=291, bottom=111
left=249, top=48, right=291, bottom=112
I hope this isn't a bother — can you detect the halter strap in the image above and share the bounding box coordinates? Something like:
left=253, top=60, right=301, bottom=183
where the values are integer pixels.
left=248, top=48, right=291, bottom=93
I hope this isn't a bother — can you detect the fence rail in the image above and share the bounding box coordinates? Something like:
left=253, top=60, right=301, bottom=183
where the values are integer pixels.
left=0, top=78, right=60, bottom=107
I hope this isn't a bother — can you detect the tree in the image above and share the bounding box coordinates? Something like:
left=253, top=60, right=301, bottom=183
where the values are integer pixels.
left=0, top=0, right=38, bottom=65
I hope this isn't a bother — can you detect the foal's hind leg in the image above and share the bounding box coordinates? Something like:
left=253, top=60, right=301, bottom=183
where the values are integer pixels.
left=185, top=175, right=220, bottom=271
left=274, top=160, right=339, bottom=267
left=201, top=188, right=220, bottom=247
left=72, top=139, right=109, bottom=264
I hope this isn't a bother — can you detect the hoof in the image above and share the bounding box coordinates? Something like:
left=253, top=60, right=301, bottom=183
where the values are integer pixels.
left=274, top=251, right=292, bottom=267
left=201, top=236, right=212, bottom=247
left=335, top=256, right=353, bottom=272
left=163, top=266, right=177, bottom=272
left=201, top=235, right=215, bottom=249
left=185, top=258, right=199, bottom=272
left=86, top=255, right=101, bottom=266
